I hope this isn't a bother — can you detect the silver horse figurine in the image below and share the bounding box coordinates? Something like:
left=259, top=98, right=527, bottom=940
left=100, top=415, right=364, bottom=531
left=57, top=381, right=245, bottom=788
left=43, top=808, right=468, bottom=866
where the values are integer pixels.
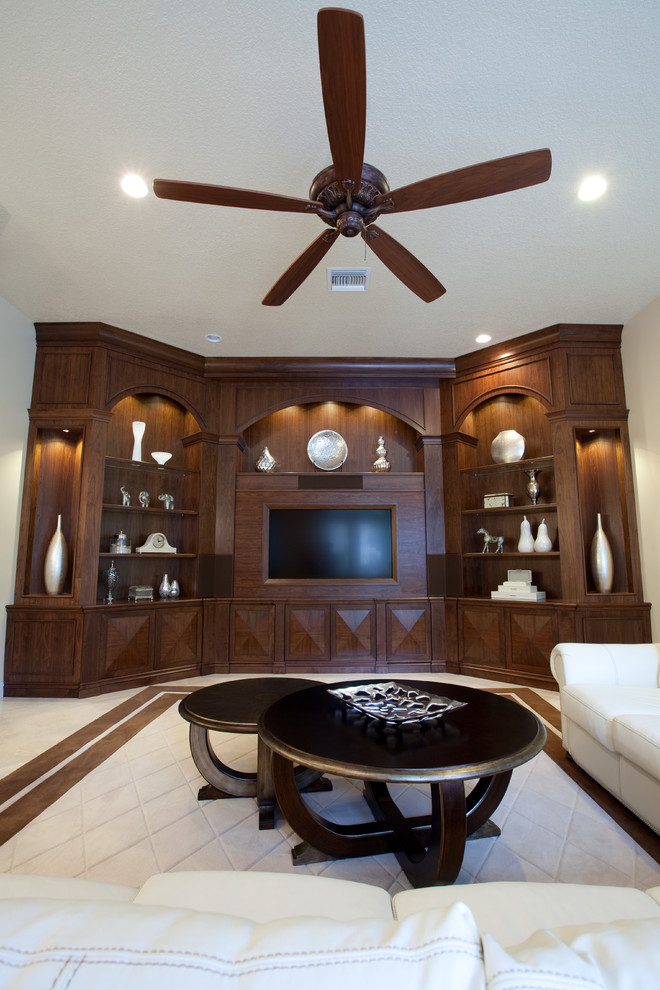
left=477, top=527, right=504, bottom=553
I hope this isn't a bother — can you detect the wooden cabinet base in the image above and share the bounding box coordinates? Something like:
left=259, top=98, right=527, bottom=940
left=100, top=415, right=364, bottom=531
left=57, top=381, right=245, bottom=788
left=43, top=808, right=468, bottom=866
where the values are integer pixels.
left=4, top=601, right=204, bottom=697
left=5, top=595, right=652, bottom=696
left=452, top=598, right=652, bottom=686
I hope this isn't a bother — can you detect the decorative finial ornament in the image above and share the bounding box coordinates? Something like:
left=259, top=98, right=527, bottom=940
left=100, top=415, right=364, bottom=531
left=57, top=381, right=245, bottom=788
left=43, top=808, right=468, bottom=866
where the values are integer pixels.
left=372, top=436, right=391, bottom=472
left=256, top=446, right=277, bottom=472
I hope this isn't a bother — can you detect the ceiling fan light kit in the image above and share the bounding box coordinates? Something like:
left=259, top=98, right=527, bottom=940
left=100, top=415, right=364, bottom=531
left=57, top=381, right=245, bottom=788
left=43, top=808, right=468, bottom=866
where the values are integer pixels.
left=153, top=8, right=552, bottom=306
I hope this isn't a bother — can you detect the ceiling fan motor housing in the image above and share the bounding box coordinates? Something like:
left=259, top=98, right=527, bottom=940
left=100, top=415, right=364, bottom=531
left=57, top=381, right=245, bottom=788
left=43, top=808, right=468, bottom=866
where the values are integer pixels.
left=309, top=163, right=391, bottom=235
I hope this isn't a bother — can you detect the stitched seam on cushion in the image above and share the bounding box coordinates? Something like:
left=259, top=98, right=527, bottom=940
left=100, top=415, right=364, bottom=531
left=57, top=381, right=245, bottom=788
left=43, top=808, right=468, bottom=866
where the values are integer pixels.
left=487, top=963, right=604, bottom=988
left=0, top=946, right=483, bottom=977
left=0, top=939, right=483, bottom=968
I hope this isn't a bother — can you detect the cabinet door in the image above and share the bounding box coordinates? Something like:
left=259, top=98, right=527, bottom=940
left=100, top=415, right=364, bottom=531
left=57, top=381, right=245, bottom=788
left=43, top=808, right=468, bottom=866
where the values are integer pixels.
left=153, top=605, right=202, bottom=670
left=230, top=604, right=275, bottom=663
left=5, top=608, right=82, bottom=693
left=506, top=607, right=562, bottom=675
left=102, top=609, right=154, bottom=678
left=458, top=604, right=506, bottom=668
left=332, top=605, right=377, bottom=661
left=385, top=603, right=431, bottom=661
left=285, top=606, right=330, bottom=662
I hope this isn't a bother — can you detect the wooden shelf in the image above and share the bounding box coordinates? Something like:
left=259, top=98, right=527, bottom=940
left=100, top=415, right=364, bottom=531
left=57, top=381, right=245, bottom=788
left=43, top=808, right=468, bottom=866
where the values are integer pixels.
left=102, top=503, right=197, bottom=516
left=463, top=551, right=560, bottom=558
left=98, top=552, right=196, bottom=559
left=462, top=503, right=557, bottom=515
left=105, top=456, right=199, bottom=477
left=460, top=454, right=554, bottom=478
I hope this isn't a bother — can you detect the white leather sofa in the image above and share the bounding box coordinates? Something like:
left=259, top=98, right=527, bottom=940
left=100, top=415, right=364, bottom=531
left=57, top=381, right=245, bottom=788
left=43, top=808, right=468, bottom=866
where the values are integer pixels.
left=550, top=641, right=660, bottom=834
left=0, top=871, right=659, bottom=988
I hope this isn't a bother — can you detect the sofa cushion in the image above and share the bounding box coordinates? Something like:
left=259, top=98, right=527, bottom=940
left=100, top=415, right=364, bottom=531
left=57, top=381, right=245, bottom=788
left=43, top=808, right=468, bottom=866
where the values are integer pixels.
left=551, top=642, right=660, bottom=688
left=482, top=918, right=660, bottom=989
left=612, top=714, right=660, bottom=779
left=0, top=898, right=485, bottom=990
left=134, top=870, right=395, bottom=922
left=646, top=886, right=660, bottom=907
left=560, top=685, right=660, bottom=750
left=392, top=881, right=660, bottom=947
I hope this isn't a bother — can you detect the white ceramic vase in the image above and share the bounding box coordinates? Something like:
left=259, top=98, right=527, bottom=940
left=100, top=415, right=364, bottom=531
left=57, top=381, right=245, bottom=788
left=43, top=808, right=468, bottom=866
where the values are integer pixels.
left=169, top=579, right=180, bottom=599
left=44, top=514, right=68, bottom=595
left=131, top=420, right=146, bottom=462
left=590, top=513, right=613, bottom=592
left=490, top=430, right=525, bottom=464
left=518, top=515, right=534, bottom=553
left=159, top=574, right=171, bottom=599
left=533, top=518, right=553, bottom=552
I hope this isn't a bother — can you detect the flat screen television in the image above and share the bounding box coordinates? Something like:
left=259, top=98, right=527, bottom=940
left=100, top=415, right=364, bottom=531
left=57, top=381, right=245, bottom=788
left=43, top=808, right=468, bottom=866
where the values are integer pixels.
left=268, top=507, right=394, bottom=580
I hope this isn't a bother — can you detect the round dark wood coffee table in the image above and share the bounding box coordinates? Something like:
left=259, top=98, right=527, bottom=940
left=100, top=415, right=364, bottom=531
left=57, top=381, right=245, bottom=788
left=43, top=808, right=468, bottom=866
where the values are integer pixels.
left=179, top=676, right=330, bottom=829
left=258, top=679, right=546, bottom=886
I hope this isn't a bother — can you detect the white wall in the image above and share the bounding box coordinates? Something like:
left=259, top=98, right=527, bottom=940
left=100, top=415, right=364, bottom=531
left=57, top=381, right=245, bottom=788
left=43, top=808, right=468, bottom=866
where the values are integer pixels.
left=0, top=298, right=36, bottom=692
left=622, top=296, right=660, bottom=639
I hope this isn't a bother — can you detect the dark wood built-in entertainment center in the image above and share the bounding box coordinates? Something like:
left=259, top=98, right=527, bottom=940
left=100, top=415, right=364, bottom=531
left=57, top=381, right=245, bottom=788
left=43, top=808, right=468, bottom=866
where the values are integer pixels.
left=4, top=321, right=650, bottom=696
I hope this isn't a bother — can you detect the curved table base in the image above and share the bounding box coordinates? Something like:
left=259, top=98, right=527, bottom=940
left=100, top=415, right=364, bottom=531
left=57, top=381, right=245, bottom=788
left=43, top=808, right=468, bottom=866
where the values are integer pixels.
left=271, top=751, right=513, bottom=887
left=189, top=725, right=331, bottom=829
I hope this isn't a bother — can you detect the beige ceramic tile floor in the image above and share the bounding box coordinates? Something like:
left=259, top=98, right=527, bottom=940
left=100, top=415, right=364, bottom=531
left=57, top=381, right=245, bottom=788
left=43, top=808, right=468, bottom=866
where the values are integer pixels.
left=1, top=672, right=659, bottom=893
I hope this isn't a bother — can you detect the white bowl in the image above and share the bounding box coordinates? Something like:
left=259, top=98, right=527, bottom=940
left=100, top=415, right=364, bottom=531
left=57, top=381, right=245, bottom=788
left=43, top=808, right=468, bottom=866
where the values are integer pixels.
left=151, top=451, right=172, bottom=467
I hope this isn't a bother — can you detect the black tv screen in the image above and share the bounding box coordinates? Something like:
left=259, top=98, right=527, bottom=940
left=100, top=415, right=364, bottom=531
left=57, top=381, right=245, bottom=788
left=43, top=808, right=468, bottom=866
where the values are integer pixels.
left=268, top=508, right=393, bottom=580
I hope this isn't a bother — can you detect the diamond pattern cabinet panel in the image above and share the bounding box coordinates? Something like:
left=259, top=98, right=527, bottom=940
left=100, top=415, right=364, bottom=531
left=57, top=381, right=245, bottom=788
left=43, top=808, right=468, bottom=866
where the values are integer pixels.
left=332, top=606, right=376, bottom=660
left=507, top=608, right=561, bottom=673
left=458, top=604, right=506, bottom=668
left=386, top=604, right=431, bottom=661
left=230, top=605, right=275, bottom=662
left=285, top=606, right=330, bottom=662
left=104, top=611, right=152, bottom=676
left=154, top=605, right=202, bottom=670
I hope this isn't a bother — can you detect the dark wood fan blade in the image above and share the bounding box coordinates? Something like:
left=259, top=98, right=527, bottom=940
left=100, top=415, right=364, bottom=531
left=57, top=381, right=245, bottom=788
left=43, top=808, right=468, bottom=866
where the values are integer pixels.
left=262, top=230, right=339, bottom=306
left=317, top=8, right=367, bottom=191
left=377, top=149, right=552, bottom=213
left=362, top=225, right=446, bottom=302
left=153, top=179, right=320, bottom=213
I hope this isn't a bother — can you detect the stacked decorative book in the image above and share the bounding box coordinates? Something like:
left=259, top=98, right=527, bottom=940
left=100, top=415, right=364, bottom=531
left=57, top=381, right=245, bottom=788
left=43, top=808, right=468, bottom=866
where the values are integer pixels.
left=491, top=568, right=546, bottom=601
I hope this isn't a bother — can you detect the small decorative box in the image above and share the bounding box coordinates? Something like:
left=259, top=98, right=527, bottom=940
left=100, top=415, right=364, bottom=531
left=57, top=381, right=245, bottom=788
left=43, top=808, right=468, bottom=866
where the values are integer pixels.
left=128, top=585, right=154, bottom=603
left=483, top=493, right=514, bottom=508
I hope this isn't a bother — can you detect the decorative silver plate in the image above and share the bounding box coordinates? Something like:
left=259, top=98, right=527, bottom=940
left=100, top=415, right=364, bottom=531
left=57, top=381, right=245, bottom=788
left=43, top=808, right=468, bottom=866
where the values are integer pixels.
left=307, top=430, right=348, bottom=471
left=328, top=681, right=467, bottom=726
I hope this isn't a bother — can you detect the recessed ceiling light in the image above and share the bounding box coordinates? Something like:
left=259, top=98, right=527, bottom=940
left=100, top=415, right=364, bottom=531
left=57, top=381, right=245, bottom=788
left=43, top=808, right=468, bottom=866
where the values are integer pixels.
left=475, top=334, right=491, bottom=344
left=121, top=174, right=149, bottom=198
left=577, top=175, right=607, bottom=201
left=205, top=333, right=222, bottom=343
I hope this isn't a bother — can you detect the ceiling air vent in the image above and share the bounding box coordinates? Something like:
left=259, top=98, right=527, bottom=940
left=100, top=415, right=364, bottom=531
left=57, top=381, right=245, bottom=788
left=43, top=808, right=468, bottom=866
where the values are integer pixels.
left=327, top=267, right=371, bottom=292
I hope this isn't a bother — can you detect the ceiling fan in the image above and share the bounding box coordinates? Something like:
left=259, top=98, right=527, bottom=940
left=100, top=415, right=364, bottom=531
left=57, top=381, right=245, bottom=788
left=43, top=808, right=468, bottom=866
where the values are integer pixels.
left=153, top=8, right=551, bottom=306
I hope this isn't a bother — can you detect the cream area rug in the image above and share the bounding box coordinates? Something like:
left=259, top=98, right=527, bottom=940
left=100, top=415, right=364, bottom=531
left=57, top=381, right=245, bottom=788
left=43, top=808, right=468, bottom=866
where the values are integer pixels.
left=0, top=679, right=659, bottom=893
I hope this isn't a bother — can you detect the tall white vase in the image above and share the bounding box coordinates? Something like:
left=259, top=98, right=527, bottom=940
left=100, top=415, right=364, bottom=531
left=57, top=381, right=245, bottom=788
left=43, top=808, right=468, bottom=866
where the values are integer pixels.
left=131, top=420, right=146, bottom=462
left=590, top=513, right=613, bottom=592
left=44, top=514, right=68, bottom=595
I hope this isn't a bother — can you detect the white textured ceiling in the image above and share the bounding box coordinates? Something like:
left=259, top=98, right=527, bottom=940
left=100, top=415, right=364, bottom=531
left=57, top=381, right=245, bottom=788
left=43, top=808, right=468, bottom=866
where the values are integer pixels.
left=1, top=0, right=659, bottom=358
